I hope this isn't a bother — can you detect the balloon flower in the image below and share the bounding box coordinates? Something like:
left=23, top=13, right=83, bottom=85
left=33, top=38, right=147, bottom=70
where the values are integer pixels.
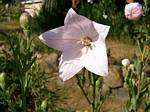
left=39, top=8, right=110, bottom=81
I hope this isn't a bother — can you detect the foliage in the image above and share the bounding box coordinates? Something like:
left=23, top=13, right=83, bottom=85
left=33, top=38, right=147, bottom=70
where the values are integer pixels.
left=0, top=3, right=21, bottom=22
left=78, top=0, right=150, bottom=41
left=76, top=69, right=106, bottom=112
left=78, top=0, right=129, bottom=40
left=123, top=15, right=150, bottom=112
left=0, top=32, right=62, bottom=112
left=0, top=0, right=150, bottom=111
left=123, top=59, right=150, bottom=112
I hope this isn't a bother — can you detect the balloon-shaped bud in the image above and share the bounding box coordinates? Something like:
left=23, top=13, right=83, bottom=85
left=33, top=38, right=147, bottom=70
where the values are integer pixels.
left=122, top=58, right=130, bottom=67
left=125, top=2, right=143, bottom=20
left=19, top=12, right=32, bottom=30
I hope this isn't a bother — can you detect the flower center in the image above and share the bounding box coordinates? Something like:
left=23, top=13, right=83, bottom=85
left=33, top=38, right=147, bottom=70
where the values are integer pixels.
left=79, top=36, right=92, bottom=47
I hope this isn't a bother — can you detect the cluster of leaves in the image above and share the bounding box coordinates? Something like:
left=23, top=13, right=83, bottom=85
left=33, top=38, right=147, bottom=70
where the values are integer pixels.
left=0, top=32, right=62, bottom=112
left=76, top=69, right=106, bottom=112
left=0, top=3, right=21, bottom=22
left=123, top=14, right=150, bottom=111
left=123, top=59, right=150, bottom=112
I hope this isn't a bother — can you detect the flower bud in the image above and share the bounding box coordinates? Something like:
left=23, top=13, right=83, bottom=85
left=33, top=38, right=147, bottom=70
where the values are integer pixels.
left=125, top=2, right=143, bottom=20
left=122, top=59, right=130, bottom=66
left=129, top=64, right=134, bottom=70
left=0, top=72, right=5, bottom=90
left=19, top=12, right=32, bottom=30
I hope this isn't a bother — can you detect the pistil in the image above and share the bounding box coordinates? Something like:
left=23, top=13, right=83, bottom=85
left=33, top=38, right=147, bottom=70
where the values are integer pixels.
left=79, top=36, right=92, bottom=49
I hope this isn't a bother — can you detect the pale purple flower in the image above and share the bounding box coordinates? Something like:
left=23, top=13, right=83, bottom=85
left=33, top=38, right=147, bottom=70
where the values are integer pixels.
left=125, top=2, right=143, bottom=20
left=39, top=8, right=110, bottom=81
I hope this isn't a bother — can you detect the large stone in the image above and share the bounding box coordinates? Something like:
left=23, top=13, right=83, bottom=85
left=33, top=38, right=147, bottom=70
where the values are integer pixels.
left=37, top=52, right=59, bottom=73
left=110, top=87, right=128, bottom=101
left=102, top=84, right=110, bottom=95
left=117, top=87, right=128, bottom=101
left=103, top=65, right=123, bottom=88
left=45, top=52, right=58, bottom=68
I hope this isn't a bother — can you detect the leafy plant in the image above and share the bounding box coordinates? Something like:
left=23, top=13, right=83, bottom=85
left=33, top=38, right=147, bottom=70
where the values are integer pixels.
left=0, top=31, right=61, bottom=112
left=76, top=69, right=106, bottom=112
left=123, top=18, right=150, bottom=112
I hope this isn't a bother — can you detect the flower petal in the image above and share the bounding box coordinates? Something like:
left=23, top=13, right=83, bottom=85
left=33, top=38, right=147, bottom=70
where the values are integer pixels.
left=92, top=21, right=110, bottom=42
left=82, top=43, right=108, bottom=76
left=39, top=26, right=82, bottom=52
left=64, top=8, right=98, bottom=40
left=59, top=51, right=84, bottom=81
left=63, top=25, right=83, bottom=40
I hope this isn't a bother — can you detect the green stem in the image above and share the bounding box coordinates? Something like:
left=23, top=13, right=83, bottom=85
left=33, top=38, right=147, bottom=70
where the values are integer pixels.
left=20, top=74, right=27, bottom=112
left=137, top=45, right=146, bottom=97
left=92, top=73, right=96, bottom=112
left=137, top=40, right=143, bottom=57
left=77, top=80, right=92, bottom=105
left=76, top=71, right=91, bottom=105
left=22, top=90, right=27, bottom=112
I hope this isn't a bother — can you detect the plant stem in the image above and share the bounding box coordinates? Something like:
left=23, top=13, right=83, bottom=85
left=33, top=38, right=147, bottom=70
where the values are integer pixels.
left=77, top=70, right=103, bottom=112
left=92, top=73, right=96, bottom=112
left=76, top=72, right=91, bottom=105
left=78, top=81, right=92, bottom=105
left=22, top=90, right=27, bottom=112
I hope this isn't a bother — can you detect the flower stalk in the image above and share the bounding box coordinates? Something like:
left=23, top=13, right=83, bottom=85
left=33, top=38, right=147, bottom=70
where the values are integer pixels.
left=76, top=69, right=105, bottom=112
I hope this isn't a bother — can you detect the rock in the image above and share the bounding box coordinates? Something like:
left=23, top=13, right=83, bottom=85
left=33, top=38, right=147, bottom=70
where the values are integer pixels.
left=111, top=88, right=117, bottom=96
left=37, top=52, right=59, bottom=73
left=45, top=52, right=59, bottom=72
left=110, top=87, right=128, bottom=101
left=103, top=65, right=123, bottom=88
left=117, top=87, right=128, bottom=101
left=102, top=84, right=110, bottom=95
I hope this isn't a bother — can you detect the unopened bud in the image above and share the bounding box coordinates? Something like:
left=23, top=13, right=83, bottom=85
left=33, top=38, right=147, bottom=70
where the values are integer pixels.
left=125, top=2, right=143, bottom=20
left=0, top=72, right=5, bottom=90
left=122, top=59, right=130, bottom=67
left=129, top=64, right=134, bottom=70
left=19, top=12, right=32, bottom=30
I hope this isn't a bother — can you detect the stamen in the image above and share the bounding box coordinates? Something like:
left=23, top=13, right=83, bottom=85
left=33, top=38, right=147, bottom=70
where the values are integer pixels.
left=80, top=36, right=92, bottom=46
left=79, top=36, right=93, bottom=50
